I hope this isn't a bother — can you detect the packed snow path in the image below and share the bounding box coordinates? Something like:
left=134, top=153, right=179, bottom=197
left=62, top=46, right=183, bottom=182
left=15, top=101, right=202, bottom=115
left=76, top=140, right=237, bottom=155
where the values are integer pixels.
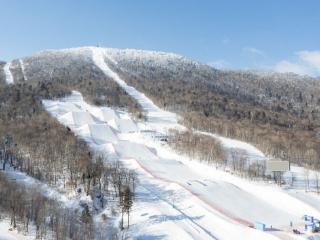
left=43, top=92, right=320, bottom=240
left=3, top=62, right=14, bottom=84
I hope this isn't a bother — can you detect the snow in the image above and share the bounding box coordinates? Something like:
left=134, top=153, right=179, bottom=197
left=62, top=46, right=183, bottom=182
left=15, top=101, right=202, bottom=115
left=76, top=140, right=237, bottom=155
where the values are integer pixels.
left=100, top=107, right=120, bottom=122
left=4, top=46, right=319, bottom=239
left=0, top=221, right=35, bottom=240
left=33, top=46, right=319, bottom=239
left=284, top=166, right=320, bottom=190
left=72, top=111, right=94, bottom=126
left=40, top=46, right=320, bottom=239
left=57, top=111, right=94, bottom=127
left=19, top=59, right=27, bottom=81
left=0, top=46, right=297, bottom=239
left=88, top=124, right=117, bottom=144
left=197, top=131, right=266, bottom=162
left=3, top=62, right=14, bottom=84
left=114, top=118, right=139, bottom=133
left=104, top=47, right=192, bottom=65
left=91, top=48, right=182, bottom=134
left=89, top=47, right=320, bottom=239
left=43, top=91, right=289, bottom=240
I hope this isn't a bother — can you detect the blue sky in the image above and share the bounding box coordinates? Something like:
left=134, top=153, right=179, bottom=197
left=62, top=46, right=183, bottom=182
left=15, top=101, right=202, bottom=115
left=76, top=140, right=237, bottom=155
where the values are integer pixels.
left=1, top=0, right=320, bottom=75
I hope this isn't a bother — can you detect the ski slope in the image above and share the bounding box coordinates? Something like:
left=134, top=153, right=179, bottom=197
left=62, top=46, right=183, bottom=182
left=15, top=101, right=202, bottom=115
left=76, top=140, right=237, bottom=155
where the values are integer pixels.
left=43, top=91, right=320, bottom=240
left=90, top=47, right=320, bottom=239
left=3, top=62, right=14, bottom=84
left=92, top=48, right=181, bottom=134
left=2, top=46, right=319, bottom=239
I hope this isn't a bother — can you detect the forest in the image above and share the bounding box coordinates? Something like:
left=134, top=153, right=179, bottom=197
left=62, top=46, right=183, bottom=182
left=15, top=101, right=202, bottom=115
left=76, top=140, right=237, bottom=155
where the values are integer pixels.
left=0, top=76, right=137, bottom=238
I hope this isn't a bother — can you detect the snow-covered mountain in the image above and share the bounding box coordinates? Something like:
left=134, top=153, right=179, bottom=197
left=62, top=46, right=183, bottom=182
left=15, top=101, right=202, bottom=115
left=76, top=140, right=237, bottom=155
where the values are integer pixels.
left=1, top=46, right=320, bottom=240
left=2, top=46, right=318, bottom=104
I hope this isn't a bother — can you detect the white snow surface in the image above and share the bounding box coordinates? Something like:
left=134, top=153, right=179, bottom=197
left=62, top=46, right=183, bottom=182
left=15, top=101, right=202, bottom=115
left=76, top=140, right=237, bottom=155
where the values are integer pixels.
left=3, top=62, right=14, bottom=84
left=43, top=91, right=320, bottom=240
left=0, top=221, right=35, bottom=240
left=197, top=131, right=266, bottom=162
left=19, top=59, right=27, bottom=81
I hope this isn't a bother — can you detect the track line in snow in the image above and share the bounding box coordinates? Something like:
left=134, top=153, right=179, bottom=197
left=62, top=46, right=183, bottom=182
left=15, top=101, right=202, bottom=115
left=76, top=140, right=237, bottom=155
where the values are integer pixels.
left=3, top=62, right=14, bottom=84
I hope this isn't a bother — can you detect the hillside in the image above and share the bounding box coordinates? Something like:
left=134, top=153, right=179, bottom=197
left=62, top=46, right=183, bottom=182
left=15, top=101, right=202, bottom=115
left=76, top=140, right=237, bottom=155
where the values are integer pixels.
left=1, top=46, right=320, bottom=240
left=1, top=46, right=320, bottom=169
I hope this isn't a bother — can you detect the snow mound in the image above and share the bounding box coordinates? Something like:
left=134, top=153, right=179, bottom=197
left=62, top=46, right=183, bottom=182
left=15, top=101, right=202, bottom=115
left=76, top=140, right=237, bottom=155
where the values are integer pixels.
left=100, top=107, right=120, bottom=122
left=88, top=123, right=117, bottom=144
left=114, top=141, right=158, bottom=160
left=114, top=118, right=139, bottom=133
left=58, top=111, right=94, bottom=127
